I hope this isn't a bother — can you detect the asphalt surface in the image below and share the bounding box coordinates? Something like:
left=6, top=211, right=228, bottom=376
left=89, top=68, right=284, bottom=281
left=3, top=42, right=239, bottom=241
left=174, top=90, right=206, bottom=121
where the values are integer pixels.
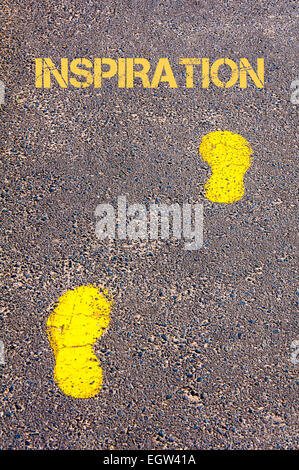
left=0, top=0, right=298, bottom=450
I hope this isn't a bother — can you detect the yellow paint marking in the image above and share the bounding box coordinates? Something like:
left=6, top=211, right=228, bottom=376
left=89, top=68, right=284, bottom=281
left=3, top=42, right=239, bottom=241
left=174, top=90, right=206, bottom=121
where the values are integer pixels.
left=47, top=285, right=113, bottom=398
left=199, top=131, right=253, bottom=203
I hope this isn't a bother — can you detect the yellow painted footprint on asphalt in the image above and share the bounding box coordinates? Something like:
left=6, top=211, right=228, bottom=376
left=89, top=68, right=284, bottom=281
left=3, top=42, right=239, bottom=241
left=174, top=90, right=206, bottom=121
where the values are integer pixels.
left=47, top=285, right=113, bottom=398
left=199, top=131, right=253, bottom=203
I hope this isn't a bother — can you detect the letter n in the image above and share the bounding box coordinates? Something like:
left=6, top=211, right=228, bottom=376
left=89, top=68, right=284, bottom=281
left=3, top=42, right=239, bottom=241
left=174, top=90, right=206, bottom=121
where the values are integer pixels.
left=43, top=58, right=68, bottom=88
left=239, top=58, right=264, bottom=88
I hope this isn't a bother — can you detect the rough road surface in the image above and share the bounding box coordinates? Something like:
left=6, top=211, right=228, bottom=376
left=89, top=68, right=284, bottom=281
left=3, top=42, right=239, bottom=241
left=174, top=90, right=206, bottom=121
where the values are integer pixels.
left=0, top=0, right=298, bottom=450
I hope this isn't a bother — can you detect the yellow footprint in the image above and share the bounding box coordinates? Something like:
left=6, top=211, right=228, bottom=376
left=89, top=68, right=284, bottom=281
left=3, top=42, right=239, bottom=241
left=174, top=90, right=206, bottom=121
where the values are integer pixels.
left=47, top=285, right=113, bottom=398
left=199, top=131, right=253, bottom=203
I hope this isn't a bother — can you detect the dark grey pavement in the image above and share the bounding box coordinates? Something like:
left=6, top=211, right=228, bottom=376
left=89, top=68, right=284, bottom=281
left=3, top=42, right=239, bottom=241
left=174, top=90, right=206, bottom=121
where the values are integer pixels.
left=0, top=0, right=298, bottom=449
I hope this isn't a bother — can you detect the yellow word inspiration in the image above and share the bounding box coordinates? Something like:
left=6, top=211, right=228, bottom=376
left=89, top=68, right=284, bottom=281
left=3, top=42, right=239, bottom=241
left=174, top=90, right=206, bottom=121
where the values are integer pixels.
left=35, top=57, right=264, bottom=89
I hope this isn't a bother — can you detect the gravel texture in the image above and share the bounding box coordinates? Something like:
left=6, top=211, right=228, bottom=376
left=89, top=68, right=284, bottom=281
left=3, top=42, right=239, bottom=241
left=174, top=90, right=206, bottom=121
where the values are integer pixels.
left=0, top=0, right=298, bottom=450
